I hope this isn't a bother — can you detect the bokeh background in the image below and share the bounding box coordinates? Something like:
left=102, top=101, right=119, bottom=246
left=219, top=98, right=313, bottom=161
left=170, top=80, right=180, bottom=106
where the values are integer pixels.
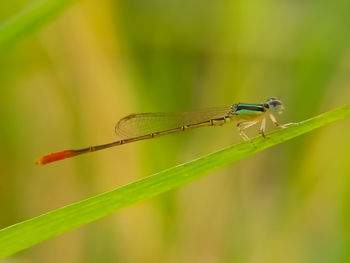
left=1, top=0, right=350, bottom=262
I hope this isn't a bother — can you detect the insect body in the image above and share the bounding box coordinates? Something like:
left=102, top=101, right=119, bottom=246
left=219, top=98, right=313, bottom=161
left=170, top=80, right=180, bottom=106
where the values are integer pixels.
left=36, top=97, right=287, bottom=165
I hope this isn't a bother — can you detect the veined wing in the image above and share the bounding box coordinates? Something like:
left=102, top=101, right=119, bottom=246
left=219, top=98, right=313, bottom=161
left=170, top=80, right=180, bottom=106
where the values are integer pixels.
left=115, top=107, right=232, bottom=138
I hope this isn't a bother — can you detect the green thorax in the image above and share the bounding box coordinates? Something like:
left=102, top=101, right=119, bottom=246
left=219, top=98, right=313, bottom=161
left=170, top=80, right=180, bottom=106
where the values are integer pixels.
left=234, top=103, right=266, bottom=115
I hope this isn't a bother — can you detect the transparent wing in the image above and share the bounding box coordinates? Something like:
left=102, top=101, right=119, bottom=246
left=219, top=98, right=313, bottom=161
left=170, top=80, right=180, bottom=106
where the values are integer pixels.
left=115, top=107, right=232, bottom=138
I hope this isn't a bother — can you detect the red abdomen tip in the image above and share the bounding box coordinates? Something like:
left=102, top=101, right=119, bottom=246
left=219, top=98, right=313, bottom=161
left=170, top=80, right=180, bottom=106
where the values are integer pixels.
left=36, top=150, right=78, bottom=165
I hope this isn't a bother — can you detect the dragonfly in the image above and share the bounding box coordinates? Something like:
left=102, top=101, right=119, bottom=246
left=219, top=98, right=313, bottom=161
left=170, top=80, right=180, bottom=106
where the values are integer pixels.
left=36, top=97, right=288, bottom=165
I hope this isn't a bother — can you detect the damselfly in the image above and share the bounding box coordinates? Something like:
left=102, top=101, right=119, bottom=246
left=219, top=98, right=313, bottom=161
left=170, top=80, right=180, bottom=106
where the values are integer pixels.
left=36, top=97, right=288, bottom=165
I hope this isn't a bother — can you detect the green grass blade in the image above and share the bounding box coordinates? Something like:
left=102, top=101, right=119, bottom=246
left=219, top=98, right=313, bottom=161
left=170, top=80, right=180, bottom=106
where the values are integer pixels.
left=0, top=0, right=74, bottom=51
left=0, top=104, right=349, bottom=259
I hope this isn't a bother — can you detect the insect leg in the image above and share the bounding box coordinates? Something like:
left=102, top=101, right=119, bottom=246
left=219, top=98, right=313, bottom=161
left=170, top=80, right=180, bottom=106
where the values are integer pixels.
left=269, top=114, right=280, bottom=127
left=237, top=120, right=259, bottom=141
left=259, top=117, right=266, bottom=138
left=269, top=113, right=297, bottom=129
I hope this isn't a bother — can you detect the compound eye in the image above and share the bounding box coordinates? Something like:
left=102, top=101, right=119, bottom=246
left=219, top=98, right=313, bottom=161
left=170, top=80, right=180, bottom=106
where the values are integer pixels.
left=271, top=100, right=282, bottom=107
left=267, top=97, right=282, bottom=107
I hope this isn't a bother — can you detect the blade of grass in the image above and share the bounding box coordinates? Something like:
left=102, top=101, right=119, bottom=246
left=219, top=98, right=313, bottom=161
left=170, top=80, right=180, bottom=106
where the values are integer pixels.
left=0, top=0, right=75, bottom=51
left=0, top=104, right=349, bottom=259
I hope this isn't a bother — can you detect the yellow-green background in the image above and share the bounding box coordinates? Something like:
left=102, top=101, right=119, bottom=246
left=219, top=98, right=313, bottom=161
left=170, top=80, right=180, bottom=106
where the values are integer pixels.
left=1, top=0, right=350, bottom=262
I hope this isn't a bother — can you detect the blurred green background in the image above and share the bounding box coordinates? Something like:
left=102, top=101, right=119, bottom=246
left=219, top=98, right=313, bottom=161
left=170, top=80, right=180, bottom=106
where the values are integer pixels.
left=1, top=0, right=350, bottom=262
